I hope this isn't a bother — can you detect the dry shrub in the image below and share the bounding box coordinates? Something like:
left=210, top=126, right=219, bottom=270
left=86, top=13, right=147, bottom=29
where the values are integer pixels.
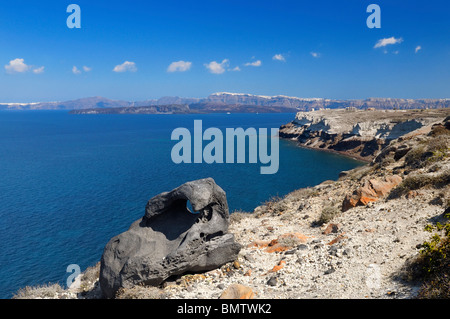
left=389, top=171, right=450, bottom=199
left=12, top=283, right=64, bottom=299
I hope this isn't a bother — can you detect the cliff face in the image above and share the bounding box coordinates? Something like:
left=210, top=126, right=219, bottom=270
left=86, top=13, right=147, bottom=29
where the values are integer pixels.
left=279, top=108, right=450, bottom=161
left=206, top=93, right=450, bottom=110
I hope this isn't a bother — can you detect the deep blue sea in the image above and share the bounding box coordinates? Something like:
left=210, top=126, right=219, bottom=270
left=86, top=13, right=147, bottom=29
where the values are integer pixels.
left=0, top=111, right=364, bottom=298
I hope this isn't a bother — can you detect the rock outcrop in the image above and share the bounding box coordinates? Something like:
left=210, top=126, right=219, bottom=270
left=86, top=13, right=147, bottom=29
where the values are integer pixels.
left=342, top=175, right=403, bottom=211
left=279, top=108, right=449, bottom=161
left=99, top=178, right=241, bottom=298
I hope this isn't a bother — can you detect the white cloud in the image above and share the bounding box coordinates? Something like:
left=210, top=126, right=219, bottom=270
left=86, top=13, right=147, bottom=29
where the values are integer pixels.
left=5, top=58, right=32, bottom=74
left=415, top=45, right=422, bottom=53
left=73, top=66, right=91, bottom=74
left=167, top=60, right=192, bottom=72
left=33, top=66, right=45, bottom=74
left=244, top=60, right=262, bottom=67
left=72, top=66, right=82, bottom=74
left=310, top=52, right=320, bottom=58
left=113, top=61, right=137, bottom=73
left=272, top=54, right=286, bottom=62
left=231, top=66, right=241, bottom=71
left=374, top=37, right=403, bottom=48
left=204, top=59, right=229, bottom=74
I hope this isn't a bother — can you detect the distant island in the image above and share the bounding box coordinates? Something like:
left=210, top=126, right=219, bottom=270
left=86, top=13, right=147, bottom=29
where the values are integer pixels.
left=1, top=92, right=449, bottom=113
left=69, top=103, right=301, bottom=115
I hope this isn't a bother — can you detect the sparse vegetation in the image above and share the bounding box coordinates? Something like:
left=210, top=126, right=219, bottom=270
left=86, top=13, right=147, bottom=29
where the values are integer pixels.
left=115, top=284, right=168, bottom=299
left=317, top=205, right=341, bottom=225
left=429, top=124, right=450, bottom=137
left=229, top=210, right=251, bottom=224
left=404, top=135, right=449, bottom=169
left=388, top=170, right=450, bottom=199
left=413, top=213, right=450, bottom=298
left=263, top=195, right=288, bottom=215
left=341, top=165, right=374, bottom=181
left=12, top=283, right=64, bottom=299
left=288, top=187, right=316, bottom=200
left=277, top=234, right=304, bottom=248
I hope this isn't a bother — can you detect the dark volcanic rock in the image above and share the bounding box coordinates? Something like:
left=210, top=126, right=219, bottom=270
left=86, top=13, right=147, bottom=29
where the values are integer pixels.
left=99, top=178, right=241, bottom=298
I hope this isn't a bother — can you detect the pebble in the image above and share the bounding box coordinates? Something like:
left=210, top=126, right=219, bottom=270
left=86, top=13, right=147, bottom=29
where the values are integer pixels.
left=267, top=276, right=278, bottom=286
left=324, top=268, right=335, bottom=275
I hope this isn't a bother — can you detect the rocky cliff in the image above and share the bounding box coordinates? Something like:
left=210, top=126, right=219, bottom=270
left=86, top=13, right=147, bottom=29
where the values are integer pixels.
left=279, top=108, right=450, bottom=161
left=207, top=93, right=450, bottom=110
left=12, top=110, right=450, bottom=300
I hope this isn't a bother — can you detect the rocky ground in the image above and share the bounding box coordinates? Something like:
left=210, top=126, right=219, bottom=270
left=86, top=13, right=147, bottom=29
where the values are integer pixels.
left=13, top=113, right=449, bottom=300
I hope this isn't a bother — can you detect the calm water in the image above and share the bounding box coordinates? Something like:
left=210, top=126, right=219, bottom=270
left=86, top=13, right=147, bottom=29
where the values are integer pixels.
left=0, top=111, right=363, bottom=298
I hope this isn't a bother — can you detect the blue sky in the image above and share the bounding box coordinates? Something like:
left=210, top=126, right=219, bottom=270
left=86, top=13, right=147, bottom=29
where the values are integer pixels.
left=0, top=0, right=449, bottom=102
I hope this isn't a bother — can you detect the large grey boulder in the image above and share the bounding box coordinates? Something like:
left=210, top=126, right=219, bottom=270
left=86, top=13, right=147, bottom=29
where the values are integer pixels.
left=99, top=178, right=242, bottom=298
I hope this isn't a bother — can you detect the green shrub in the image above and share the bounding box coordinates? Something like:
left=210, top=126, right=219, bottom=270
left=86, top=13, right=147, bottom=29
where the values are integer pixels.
left=415, top=214, right=450, bottom=298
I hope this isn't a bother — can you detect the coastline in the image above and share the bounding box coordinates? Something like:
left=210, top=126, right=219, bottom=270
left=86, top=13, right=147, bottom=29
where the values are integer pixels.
left=281, top=137, right=372, bottom=163
left=11, top=110, right=450, bottom=300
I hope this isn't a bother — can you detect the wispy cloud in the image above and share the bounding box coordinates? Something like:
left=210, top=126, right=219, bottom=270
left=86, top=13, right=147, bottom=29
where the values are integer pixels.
left=73, top=66, right=91, bottom=74
left=33, top=66, right=45, bottom=74
left=272, top=54, right=286, bottom=62
left=244, top=60, right=262, bottom=67
left=310, top=52, right=320, bottom=58
left=204, top=59, right=229, bottom=74
left=230, top=66, right=241, bottom=71
left=167, top=60, right=192, bottom=72
left=113, top=61, right=137, bottom=73
left=415, top=45, right=422, bottom=53
left=374, top=37, right=403, bottom=48
left=72, top=66, right=82, bottom=74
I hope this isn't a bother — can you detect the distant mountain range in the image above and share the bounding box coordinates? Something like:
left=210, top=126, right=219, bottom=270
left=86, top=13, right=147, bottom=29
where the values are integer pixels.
left=1, top=93, right=449, bottom=113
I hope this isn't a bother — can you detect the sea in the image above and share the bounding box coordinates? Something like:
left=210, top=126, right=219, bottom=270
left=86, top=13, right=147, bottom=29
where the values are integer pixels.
left=0, top=111, right=364, bottom=298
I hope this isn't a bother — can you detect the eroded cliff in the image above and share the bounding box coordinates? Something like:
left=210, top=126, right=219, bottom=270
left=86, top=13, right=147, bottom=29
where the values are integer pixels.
left=279, top=108, right=449, bottom=161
